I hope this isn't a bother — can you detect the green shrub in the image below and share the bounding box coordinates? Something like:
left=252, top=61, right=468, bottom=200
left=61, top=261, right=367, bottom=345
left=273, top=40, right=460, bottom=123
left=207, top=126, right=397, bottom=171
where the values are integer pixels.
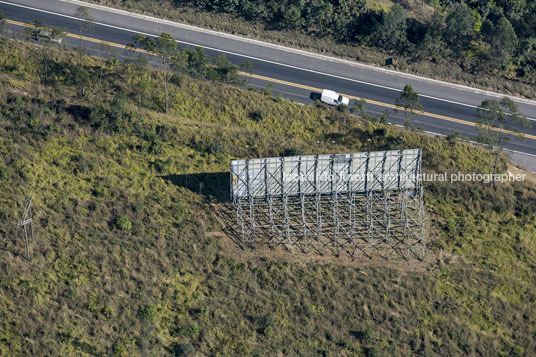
left=337, top=104, right=348, bottom=113
left=261, top=83, right=273, bottom=96
left=112, top=342, right=127, bottom=356
left=102, top=306, right=113, bottom=319
left=250, top=109, right=266, bottom=122
left=314, top=99, right=326, bottom=109
left=138, top=304, right=157, bottom=322
left=283, top=146, right=306, bottom=156
left=152, top=158, right=171, bottom=173
left=446, top=133, right=460, bottom=146
left=185, top=322, right=200, bottom=338
left=171, top=342, right=196, bottom=357
left=364, top=346, right=382, bottom=357
left=0, top=165, right=9, bottom=180
left=87, top=292, right=100, bottom=313
left=116, top=216, right=132, bottom=231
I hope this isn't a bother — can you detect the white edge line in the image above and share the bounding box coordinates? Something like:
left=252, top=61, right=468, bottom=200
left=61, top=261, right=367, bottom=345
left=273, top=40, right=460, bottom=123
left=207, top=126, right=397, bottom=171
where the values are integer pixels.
left=403, top=126, right=536, bottom=157
left=5, top=0, right=536, bottom=111
left=400, top=126, right=536, bottom=172
left=417, top=127, right=536, bottom=160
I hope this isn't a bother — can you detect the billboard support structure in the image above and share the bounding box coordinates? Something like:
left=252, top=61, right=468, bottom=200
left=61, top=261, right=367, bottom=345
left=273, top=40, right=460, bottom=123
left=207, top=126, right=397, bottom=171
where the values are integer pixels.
left=230, top=149, right=425, bottom=260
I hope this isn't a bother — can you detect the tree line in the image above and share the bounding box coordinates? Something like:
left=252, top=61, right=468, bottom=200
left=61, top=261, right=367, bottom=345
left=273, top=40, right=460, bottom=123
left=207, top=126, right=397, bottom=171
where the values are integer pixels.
left=174, top=0, right=536, bottom=83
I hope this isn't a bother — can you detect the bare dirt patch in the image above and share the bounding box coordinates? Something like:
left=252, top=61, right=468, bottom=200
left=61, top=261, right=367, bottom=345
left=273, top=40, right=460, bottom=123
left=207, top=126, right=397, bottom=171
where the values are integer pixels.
left=508, top=164, right=536, bottom=186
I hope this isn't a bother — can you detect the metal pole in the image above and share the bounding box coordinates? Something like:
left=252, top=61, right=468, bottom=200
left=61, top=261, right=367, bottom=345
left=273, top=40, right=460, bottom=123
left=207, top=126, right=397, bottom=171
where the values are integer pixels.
left=24, top=225, right=30, bottom=260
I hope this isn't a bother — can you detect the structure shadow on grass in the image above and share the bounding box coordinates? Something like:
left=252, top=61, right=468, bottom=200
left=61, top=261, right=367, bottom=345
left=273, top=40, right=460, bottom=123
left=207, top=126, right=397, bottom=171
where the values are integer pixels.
left=160, top=172, right=230, bottom=203
left=160, top=172, right=245, bottom=248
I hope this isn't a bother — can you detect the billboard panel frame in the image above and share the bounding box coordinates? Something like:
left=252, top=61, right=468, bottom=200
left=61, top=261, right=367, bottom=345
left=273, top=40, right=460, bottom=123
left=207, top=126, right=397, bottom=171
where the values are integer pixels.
left=230, top=149, right=425, bottom=260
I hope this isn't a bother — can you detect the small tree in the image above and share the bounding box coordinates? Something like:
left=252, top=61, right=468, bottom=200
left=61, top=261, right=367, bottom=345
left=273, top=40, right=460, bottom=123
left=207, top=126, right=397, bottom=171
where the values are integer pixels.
left=492, top=16, right=518, bottom=58
left=96, top=50, right=119, bottom=103
left=131, top=56, right=150, bottom=107
left=74, top=6, right=94, bottom=49
left=129, top=34, right=158, bottom=109
left=446, top=132, right=460, bottom=147
left=395, top=84, right=423, bottom=128
left=444, top=3, right=474, bottom=49
left=38, top=41, right=52, bottom=86
left=74, top=6, right=94, bottom=96
left=129, top=33, right=153, bottom=57
left=72, top=64, right=90, bottom=97
left=211, top=54, right=240, bottom=84
left=35, top=26, right=66, bottom=86
left=350, top=99, right=367, bottom=119
left=50, top=27, right=67, bottom=44
left=240, top=61, right=253, bottom=87
left=74, top=6, right=93, bottom=34
left=378, top=110, right=389, bottom=124
left=475, top=98, right=530, bottom=183
left=154, top=33, right=178, bottom=114
left=0, top=10, right=7, bottom=37
left=378, top=4, right=407, bottom=50
left=185, top=46, right=210, bottom=77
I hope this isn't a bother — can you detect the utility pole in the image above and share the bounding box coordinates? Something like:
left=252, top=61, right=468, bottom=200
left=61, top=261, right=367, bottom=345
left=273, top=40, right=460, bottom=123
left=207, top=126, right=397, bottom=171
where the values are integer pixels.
left=17, top=195, right=34, bottom=260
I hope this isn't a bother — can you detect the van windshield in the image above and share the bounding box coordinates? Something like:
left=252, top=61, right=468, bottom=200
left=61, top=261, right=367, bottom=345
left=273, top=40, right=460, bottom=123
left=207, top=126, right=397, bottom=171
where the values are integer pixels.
left=338, top=95, right=343, bottom=102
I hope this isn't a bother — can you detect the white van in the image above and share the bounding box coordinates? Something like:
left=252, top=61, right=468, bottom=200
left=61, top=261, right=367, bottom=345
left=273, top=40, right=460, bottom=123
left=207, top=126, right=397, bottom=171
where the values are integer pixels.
left=320, top=89, right=350, bottom=106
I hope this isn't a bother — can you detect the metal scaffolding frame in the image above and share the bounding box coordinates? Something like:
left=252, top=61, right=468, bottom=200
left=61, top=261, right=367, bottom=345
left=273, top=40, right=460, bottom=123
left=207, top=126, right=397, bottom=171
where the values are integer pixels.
left=230, top=149, right=425, bottom=260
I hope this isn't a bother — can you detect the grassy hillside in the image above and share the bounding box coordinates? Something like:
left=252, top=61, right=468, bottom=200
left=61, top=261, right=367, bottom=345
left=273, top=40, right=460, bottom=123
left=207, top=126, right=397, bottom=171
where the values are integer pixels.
left=0, top=39, right=535, bottom=356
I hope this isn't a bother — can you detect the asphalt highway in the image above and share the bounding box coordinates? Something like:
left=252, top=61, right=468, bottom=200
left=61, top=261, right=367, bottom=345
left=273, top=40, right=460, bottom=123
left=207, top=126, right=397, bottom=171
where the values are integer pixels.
left=1, top=0, right=535, bottom=162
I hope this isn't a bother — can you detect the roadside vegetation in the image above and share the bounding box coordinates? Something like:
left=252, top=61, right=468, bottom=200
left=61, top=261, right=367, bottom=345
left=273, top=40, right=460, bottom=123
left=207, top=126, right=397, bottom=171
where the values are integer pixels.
left=0, top=35, right=535, bottom=356
left=81, top=0, right=536, bottom=98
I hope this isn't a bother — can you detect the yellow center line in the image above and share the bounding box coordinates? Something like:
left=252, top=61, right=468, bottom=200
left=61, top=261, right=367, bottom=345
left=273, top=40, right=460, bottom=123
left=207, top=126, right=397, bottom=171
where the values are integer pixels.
left=6, top=19, right=536, bottom=141
left=5, top=19, right=152, bottom=54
